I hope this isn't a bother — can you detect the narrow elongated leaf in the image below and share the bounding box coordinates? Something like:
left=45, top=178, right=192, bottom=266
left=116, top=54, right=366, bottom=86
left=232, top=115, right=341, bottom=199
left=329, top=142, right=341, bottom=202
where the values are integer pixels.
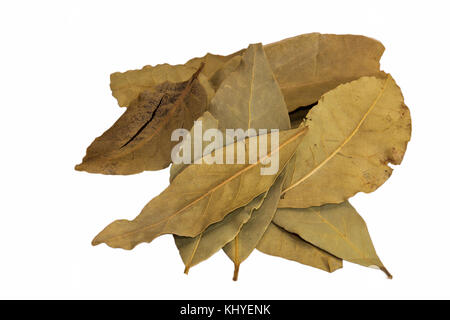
left=174, top=192, right=266, bottom=274
left=92, top=127, right=307, bottom=250
left=273, top=201, right=392, bottom=278
left=76, top=66, right=209, bottom=174
left=111, top=52, right=243, bottom=107
left=210, top=43, right=291, bottom=131
left=223, top=170, right=286, bottom=280
left=279, top=75, right=411, bottom=208
left=257, top=223, right=343, bottom=273
left=265, top=33, right=385, bottom=111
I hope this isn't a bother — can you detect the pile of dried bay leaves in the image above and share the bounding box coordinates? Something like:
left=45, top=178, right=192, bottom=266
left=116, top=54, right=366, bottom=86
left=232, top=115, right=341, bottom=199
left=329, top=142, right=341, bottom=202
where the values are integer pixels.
left=76, top=33, right=411, bottom=280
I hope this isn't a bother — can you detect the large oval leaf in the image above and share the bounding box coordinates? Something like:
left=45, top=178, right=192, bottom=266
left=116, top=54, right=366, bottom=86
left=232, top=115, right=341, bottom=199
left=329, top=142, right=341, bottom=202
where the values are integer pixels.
left=110, top=52, right=242, bottom=107
left=92, top=127, right=307, bottom=249
left=265, top=33, right=385, bottom=111
left=279, top=75, right=411, bottom=208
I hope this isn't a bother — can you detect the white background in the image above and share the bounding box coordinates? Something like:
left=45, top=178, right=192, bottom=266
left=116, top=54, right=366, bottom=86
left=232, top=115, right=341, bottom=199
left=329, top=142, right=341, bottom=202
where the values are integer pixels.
left=1, top=0, right=449, bottom=299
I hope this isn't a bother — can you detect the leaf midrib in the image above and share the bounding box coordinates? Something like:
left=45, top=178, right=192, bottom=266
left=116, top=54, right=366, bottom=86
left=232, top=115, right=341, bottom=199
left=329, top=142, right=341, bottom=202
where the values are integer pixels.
left=111, top=64, right=204, bottom=159
left=310, top=209, right=368, bottom=260
left=281, top=76, right=390, bottom=195
left=247, top=48, right=256, bottom=130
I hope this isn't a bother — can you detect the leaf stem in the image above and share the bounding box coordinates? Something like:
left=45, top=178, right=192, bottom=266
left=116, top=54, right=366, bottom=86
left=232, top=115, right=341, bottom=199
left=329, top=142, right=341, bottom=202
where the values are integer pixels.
left=184, top=266, right=190, bottom=275
left=233, top=263, right=240, bottom=281
left=380, top=266, right=392, bottom=279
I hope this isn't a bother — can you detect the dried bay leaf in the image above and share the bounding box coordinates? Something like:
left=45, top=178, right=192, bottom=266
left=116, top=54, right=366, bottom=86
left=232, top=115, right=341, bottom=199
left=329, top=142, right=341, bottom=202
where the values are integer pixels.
left=174, top=191, right=266, bottom=274
left=273, top=201, right=392, bottom=278
left=279, top=75, right=412, bottom=208
left=111, top=52, right=243, bottom=108
left=92, top=127, right=307, bottom=250
left=223, top=170, right=286, bottom=280
left=83, top=34, right=410, bottom=280
left=76, top=66, right=209, bottom=175
left=265, top=33, right=385, bottom=111
left=210, top=43, right=291, bottom=131
left=257, top=223, right=343, bottom=273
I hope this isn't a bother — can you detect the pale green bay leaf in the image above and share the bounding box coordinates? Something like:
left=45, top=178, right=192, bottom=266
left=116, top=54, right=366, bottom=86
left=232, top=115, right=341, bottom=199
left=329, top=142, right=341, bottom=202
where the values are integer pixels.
left=273, top=201, right=392, bottom=278
left=257, top=223, right=343, bottom=273
left=210, top=43, right=290, bottom=132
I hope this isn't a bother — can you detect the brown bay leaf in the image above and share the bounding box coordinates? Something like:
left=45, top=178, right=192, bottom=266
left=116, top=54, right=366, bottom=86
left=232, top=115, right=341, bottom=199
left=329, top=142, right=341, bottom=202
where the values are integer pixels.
left=265, top=33, right=385, bottom=111
left=273, top=201, right=392, bottom=278
left=76, top=66, right=209, bottom=175
left=223, top=170, right=286, bottom=280
left=257, top=223, right=343, bottom=273
left=279, top=75, right=411, bottom=208
left=110, top=63, right=197, bottom=108
left=111, top=51, right=243, bottom=108
left=92, top=127, right=307, bottom=250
